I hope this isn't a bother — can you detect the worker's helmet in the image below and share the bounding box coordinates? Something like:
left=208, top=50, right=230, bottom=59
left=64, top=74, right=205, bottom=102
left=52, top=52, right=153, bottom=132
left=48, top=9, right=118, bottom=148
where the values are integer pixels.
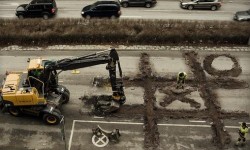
left=179, top=72, right=184, bottom=77
left=242, top=122, right=246, bottom=126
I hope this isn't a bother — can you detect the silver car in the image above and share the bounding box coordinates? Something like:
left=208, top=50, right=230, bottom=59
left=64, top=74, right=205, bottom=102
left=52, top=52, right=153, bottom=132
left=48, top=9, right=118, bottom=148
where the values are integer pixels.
left=180, top=0, right=221, bottom=11
left=234, top=9, right=250, bottom=21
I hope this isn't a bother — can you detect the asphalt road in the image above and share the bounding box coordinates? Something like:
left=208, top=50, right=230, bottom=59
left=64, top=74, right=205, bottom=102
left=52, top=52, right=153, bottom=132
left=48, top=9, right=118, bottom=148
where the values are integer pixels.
left=0, top=0, right=249, bottom=20
left=0, top=50, right=250, bottom=149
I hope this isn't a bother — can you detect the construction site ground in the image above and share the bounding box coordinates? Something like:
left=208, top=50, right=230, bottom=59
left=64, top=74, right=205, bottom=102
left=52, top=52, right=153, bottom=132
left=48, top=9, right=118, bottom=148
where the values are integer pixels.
left=0, top=49, right=250, bottom=150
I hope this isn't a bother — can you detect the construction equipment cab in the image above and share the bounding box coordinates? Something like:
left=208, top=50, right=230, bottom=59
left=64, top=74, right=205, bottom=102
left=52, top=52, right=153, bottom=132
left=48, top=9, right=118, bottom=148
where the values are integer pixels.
left=0, top=49, right=125, bottom=125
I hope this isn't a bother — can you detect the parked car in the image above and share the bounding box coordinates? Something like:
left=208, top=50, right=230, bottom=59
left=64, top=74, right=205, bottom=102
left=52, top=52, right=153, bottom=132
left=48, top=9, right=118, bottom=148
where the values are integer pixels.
left=118, top=0, right=157, bottom=8
left=234, top=9, right=250, bottom=21
left=180, top=0, right=221, bottom=11
left=15, top=0, right=57, bottom=19
left=81, top=1, right=121, bottom=19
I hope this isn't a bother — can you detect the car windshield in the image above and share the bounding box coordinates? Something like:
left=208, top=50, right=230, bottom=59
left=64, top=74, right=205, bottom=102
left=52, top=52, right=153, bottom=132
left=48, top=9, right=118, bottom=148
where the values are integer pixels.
left=248, top=10, right=250, bottom=14
left=25, top=4, right=30, bottom=9
left=90, top=4, right=96, bottom=9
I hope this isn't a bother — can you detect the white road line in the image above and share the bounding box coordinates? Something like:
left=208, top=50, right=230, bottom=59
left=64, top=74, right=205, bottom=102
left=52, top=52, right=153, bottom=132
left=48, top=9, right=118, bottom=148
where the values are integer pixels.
left=68, top=120, right=76, bottom=150
left=10, top=3, right=19, bottom=6
left=93, top=116, right=104, bottom=119
left=121, top=16, right=142, bottom=18
left=238, top=122, right=250, bottom=125
left=158, top=123, right=211, bottom=128
left=225, top=126, right=239, bottom=129
left=189, top=120, right=206, bottom=123
left=73, top=120, right=240, bottom=128
left=0, top=16, right=15, bottom=18
left=74, top=120, right=144, bottom=125
left=143, top=10, right=233, bottom=13
left=0, top=9, right=16, bottom=11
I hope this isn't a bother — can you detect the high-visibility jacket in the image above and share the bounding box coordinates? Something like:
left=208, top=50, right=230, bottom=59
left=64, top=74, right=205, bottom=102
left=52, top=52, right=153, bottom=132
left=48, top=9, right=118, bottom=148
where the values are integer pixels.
left=239, top=125, right=248, bottom=137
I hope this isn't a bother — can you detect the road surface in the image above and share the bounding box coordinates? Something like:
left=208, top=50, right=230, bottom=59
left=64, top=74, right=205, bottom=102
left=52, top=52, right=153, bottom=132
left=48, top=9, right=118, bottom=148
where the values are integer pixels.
left=0, top=0, right=249, bottom=20
left=0, top=49, right=250, bottom=149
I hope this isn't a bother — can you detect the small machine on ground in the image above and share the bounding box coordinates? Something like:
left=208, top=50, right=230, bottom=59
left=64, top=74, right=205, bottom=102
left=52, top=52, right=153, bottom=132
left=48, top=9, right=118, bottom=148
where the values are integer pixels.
left=92, top=125, right=121, bottom=147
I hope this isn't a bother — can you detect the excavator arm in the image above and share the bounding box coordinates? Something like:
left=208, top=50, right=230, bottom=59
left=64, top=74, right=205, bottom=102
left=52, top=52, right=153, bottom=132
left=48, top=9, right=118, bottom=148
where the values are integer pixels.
left=44, top=49, right=124, bottom=98
left=43, top=49, right=125, bottom=105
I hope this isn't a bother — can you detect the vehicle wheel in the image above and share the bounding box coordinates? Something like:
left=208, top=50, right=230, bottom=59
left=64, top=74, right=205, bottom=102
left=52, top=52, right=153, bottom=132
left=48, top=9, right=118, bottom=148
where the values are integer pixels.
left=145, top=3, right=152, bottom=8
left=61, top=89, right=70, bottom=104
left=211, top=5, right=217, bottom=11
left=57, top=85, right=70, bottom=104
left=8, top=107, right=21, bottom=117
left=122, top=2, right=129, bottom=8
left=43, top=14, right=49, bottom=20
left=85, top=15, right=91, bottom=19
left=188, top=5, right=193, bottom=10
left=18, top=14, right=24, bottom=19
left=43, top=110, right=61, bottom=125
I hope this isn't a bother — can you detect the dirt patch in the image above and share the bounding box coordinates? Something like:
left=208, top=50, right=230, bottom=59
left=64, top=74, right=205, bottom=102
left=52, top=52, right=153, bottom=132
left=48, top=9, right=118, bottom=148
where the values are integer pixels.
left=203, top=54, right=242, bottom=77
left=159, top=86, right=201, bottom=109
left=209, top=78, right=249, bottom=89
left=184, top=51, right=231, bottom=149
left=139, top=53, right=159, bottom=149
left=80, top=51, right=249, bottom=149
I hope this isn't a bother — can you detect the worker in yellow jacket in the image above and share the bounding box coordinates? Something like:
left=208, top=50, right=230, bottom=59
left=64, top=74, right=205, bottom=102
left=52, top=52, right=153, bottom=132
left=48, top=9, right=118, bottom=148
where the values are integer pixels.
left=236, top=122, right=248, bottom=146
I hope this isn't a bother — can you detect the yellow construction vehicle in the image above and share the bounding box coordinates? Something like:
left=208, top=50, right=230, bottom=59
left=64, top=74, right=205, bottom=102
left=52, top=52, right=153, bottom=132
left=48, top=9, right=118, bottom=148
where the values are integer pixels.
left=0, top=49, right=125, bottom=125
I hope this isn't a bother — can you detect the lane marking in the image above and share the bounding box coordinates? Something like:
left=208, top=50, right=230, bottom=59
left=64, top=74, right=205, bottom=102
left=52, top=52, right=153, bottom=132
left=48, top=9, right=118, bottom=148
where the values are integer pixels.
left=0, top=3, right=19, bottom=6
left=121, top=16, right=142, bottom=18
left=73, top=120, right=241, bottom=128
left=74, top=120, right=143, bottom=125
left=0, top=16, right=15, bottom=18
left=238, top=122, right=250, bottom=125
left=158, top=123, right=210, bottom=128
left=93, top=116, right=104, bottom=119
left=189, top=120, right=206, bottom=123
left=0, top=9, right=16, bottom=10
left=143, top=10, right=234, bottom=13
left=68, top=120, right=76, bottom=150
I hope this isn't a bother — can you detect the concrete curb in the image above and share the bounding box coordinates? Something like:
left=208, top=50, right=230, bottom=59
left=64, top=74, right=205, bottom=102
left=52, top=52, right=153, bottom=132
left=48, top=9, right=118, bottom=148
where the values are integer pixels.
left=0, top=45, right=250, bottom=52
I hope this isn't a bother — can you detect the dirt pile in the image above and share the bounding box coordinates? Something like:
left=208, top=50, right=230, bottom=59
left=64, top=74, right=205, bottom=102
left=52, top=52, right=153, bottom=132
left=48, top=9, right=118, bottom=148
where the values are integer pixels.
left=184, top=51, right=231, bottom=148
left=139, top=53, right=159, bottom=149
left=80, top=51, right=249, bottom=149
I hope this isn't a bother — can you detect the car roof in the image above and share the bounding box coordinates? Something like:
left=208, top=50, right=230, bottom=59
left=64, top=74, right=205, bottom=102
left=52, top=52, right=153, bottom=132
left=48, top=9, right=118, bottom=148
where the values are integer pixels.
left=30, top=0, right=55, bottom=4
left=94, top=1, right=120, bottom=5
left=96, top=3, right=120, bottom=7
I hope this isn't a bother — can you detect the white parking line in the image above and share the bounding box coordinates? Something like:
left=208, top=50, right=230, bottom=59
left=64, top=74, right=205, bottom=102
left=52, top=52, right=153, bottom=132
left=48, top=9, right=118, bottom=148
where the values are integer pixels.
left=68, top=120, right=241, bottom=150
left=68, top=120, right=76, bottom=150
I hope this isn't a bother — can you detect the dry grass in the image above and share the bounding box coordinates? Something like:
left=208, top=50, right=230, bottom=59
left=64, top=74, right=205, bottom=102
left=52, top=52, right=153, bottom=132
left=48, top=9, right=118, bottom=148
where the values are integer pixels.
left=0, top=18, right=249, bottom=46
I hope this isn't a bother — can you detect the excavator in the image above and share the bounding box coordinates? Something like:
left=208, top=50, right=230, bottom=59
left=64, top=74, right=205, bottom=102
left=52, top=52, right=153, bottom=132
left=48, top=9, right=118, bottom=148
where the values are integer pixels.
left=0, top=49, right=125, bottom=125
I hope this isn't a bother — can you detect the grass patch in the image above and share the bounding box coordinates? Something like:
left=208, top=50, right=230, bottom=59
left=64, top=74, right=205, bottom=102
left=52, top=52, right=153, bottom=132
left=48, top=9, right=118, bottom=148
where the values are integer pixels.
left=0, top=18, right=249, bottom=46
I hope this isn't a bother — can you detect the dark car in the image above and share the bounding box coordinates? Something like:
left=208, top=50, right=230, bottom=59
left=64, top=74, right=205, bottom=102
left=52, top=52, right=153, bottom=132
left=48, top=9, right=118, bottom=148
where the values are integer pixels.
left=180, top=0, right=221, bottom=11
left=16, top=0, right=57, bottom=19
left=234, top=9, right=250, bottom=21
left=118, top=0, right=157, bottom=8
left=81, top=1, right=121, bottom=19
